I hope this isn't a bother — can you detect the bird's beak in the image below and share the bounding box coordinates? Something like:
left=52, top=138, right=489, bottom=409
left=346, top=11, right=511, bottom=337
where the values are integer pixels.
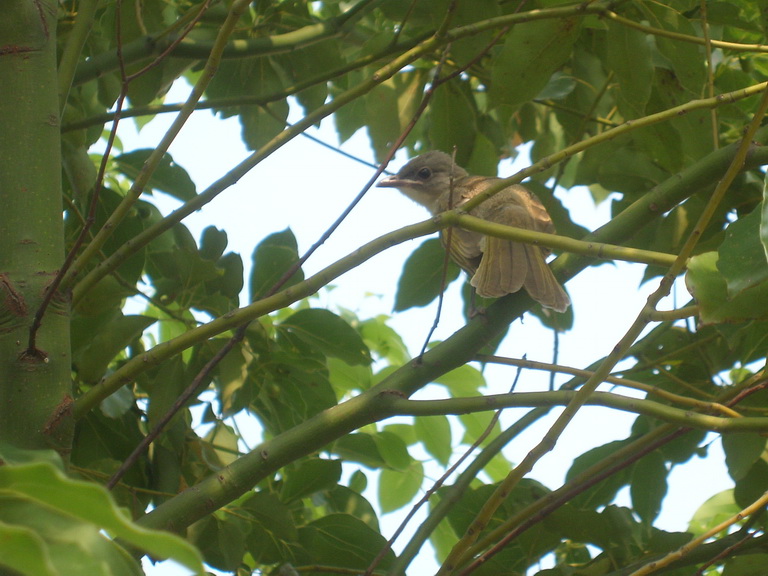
left=376, top=175, right=405, bottom=188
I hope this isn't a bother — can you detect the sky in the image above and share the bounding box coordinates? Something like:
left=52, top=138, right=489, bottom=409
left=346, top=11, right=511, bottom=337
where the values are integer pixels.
left=109, top=83, right=734, bottom=574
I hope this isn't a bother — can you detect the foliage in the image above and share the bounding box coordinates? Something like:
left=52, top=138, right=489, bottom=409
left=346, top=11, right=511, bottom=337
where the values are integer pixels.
left=2, top=0, right=768, bottom=575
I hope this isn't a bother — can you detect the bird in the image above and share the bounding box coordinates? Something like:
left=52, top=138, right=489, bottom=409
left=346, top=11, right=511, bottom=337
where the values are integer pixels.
left=377, top=150, right=570, bottom=312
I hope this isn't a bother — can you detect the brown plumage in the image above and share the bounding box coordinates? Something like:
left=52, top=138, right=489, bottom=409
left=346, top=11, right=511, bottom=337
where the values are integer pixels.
left=377, top=151, right=570, bottom=312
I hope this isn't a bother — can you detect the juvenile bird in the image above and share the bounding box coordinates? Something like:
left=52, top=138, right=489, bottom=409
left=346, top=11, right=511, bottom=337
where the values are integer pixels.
left=377, top=151, right=570, bottom=312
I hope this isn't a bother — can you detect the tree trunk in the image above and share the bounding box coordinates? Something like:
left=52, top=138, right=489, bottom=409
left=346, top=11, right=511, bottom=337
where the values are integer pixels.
left=0, top=0, right=73, bottom=455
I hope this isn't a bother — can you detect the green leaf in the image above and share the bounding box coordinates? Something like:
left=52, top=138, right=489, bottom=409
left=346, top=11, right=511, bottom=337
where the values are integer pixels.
left=365, top=70, right=428, bottom=162
left=373, top=430, right=413, bottom=471
left=250, top=228, right=304, bottom=300
left=566, top=441, right=632, bottom=509
left=113, top=149, right=196, bottom=201
left=414, top=415, right=452, bottom=466
left=641, top=2, right=706, bottom=95
left=241, top=492, right=298, bottom=564
left=449, top=0, right=501, bottom=65
left=199, top=226, right=228, bottom=261
left=722, top=433, right=767, bottom=481
left=718, top=206, right=768, bottom=297
left=280, top=308, right=371, bottom=365
left=0, top=458, right=203, bottom=575
left=298, top=514, right=395, bottom=571
left=359, top=317, right=410, bottom=365
left=762, top=181, right=768, bottom=259
left=435, top=364, right=486, bottom=396
left=686, top=251, right=768, bottom=325
left=379, top=461, right=424, bottom=513
left=734, top=459, right=768, bottom=508
left=630, top=452, right=668, bottom=523
left=280, top=458, right=342, bottom=503
left=187, top=514, right=246, bottom=571
left=202, top=421, right=239, bottom=469
left=0, top=520, right=56, bottom=576
left=73, top=314, right=155, bottom=382
left=688, top=490, right=739, bottom=536
left=324, top=486, right=380, bottom=531
left=428, top=79, right=477, bottom=167
left=723, top=553, right=768, bottom=575
left=489, top=17, right=581, bottom=110
left=331, top=433, right=387, bottom=468
left=606, top=20, right=653, bottom=118
left=328, top=356, right=373, bottom=393
left=241, top=99, right=289, bottom=151
left=395, top=238, right=461, bottom=311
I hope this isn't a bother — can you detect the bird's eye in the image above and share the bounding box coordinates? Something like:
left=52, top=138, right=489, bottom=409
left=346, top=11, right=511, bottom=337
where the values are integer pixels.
left=417, top=167, right=432, bottom=179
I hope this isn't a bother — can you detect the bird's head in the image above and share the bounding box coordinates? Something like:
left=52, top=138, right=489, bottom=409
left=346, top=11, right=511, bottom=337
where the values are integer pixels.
left=377, top=151, right=467, bottom=213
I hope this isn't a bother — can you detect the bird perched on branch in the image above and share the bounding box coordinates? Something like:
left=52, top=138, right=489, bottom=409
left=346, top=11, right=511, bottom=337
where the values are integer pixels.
left=377, top=151, right=570, bottom=312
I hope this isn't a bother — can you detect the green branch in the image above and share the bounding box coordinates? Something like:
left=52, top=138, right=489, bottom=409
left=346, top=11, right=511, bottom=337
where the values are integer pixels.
left=458, top=81, right=768, bottom=215
left=71, top=218, right=440, bottom=419
left=69, top=23, right=444, bottom=304
left=133, top=141, right=768, bottom=536
left=450, top=214, right=678, bottom=268
left=390, top=392, right=768, bottom=433
left=57, top=0, right=99, bottom=111
left=61, top=0, right=253, bottom=295
left=71, top=0, right=376, bottom=86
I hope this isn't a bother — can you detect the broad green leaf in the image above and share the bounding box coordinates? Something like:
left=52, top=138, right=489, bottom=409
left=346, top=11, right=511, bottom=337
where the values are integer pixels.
left=429, top=80, right=477, bottom=167
left=686, top=251, right=768, bottom=325
left=734, top=459, right=768, bottom=509
left=324, top=486, right=380, bottom=530
left=373, top=430, right=413, bottom=470
left=384, top=423, right=417, bottom=446
left=630, top=452, right=668, bottom=523
left=379, top=461, right=424, bottom=513
left=763, top=183, right=768, bottom=260
left=0, top=459, right=203, bottom=574
left=641, top=3, right=706, bottom=95
left=449, top=0, right=501, bottom=65
left=414, top=415, right=452, bottom=466
left=688, top=490, right=739, bottom=535
left=241, top=99, right=289, bottom=151
left=113, top=149, right=196, bottom=201
left=459, top=411, right=502, bottom=447
left=299, top=514, right=395, bottom=570
left=280, top=458, right=342, bottom=503
left=250, top=351, right=337, bottom=434
left=566, top=441, right=632, bottom=509
left=718, top=206, right=768, bottom=296
left=395, top=238, right=461, bottom=311
left=379, top=0, right=451, bottom=25
left=722, top=433, right=766, bottom=481
left=328, top=356, right=373, bottom=394
left=73, top=314, right=155, bottom=382
left=723, top=553, right=768, bottom=575
left=606, top=21, right=653, bottom=118
left=276, top=39, right=343, bottom=115
left=250, top=228, right=304, bottom=300
left=331, top=433, right=387, bottom=468
left=0, top=520, right=56, bottom=576
left=241, top=491, right=298, bottom=564
left=365, top=70, right=428, bottom=161
left=359, top=317, right=410, bottom=365
left=187, top=514, right=247, bottom=571
left=279, top=308, right=372, bottom=365
left=435, top=364, right=486, bottom=397
left=199, top=226, right=228, bottom=261
left=202, top=422, right=239, bottom=469
left=489, top=17, right=581, bottom=110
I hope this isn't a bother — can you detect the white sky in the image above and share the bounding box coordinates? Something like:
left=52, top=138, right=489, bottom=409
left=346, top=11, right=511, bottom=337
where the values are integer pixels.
left=115, top=83, right=733, bottom=575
